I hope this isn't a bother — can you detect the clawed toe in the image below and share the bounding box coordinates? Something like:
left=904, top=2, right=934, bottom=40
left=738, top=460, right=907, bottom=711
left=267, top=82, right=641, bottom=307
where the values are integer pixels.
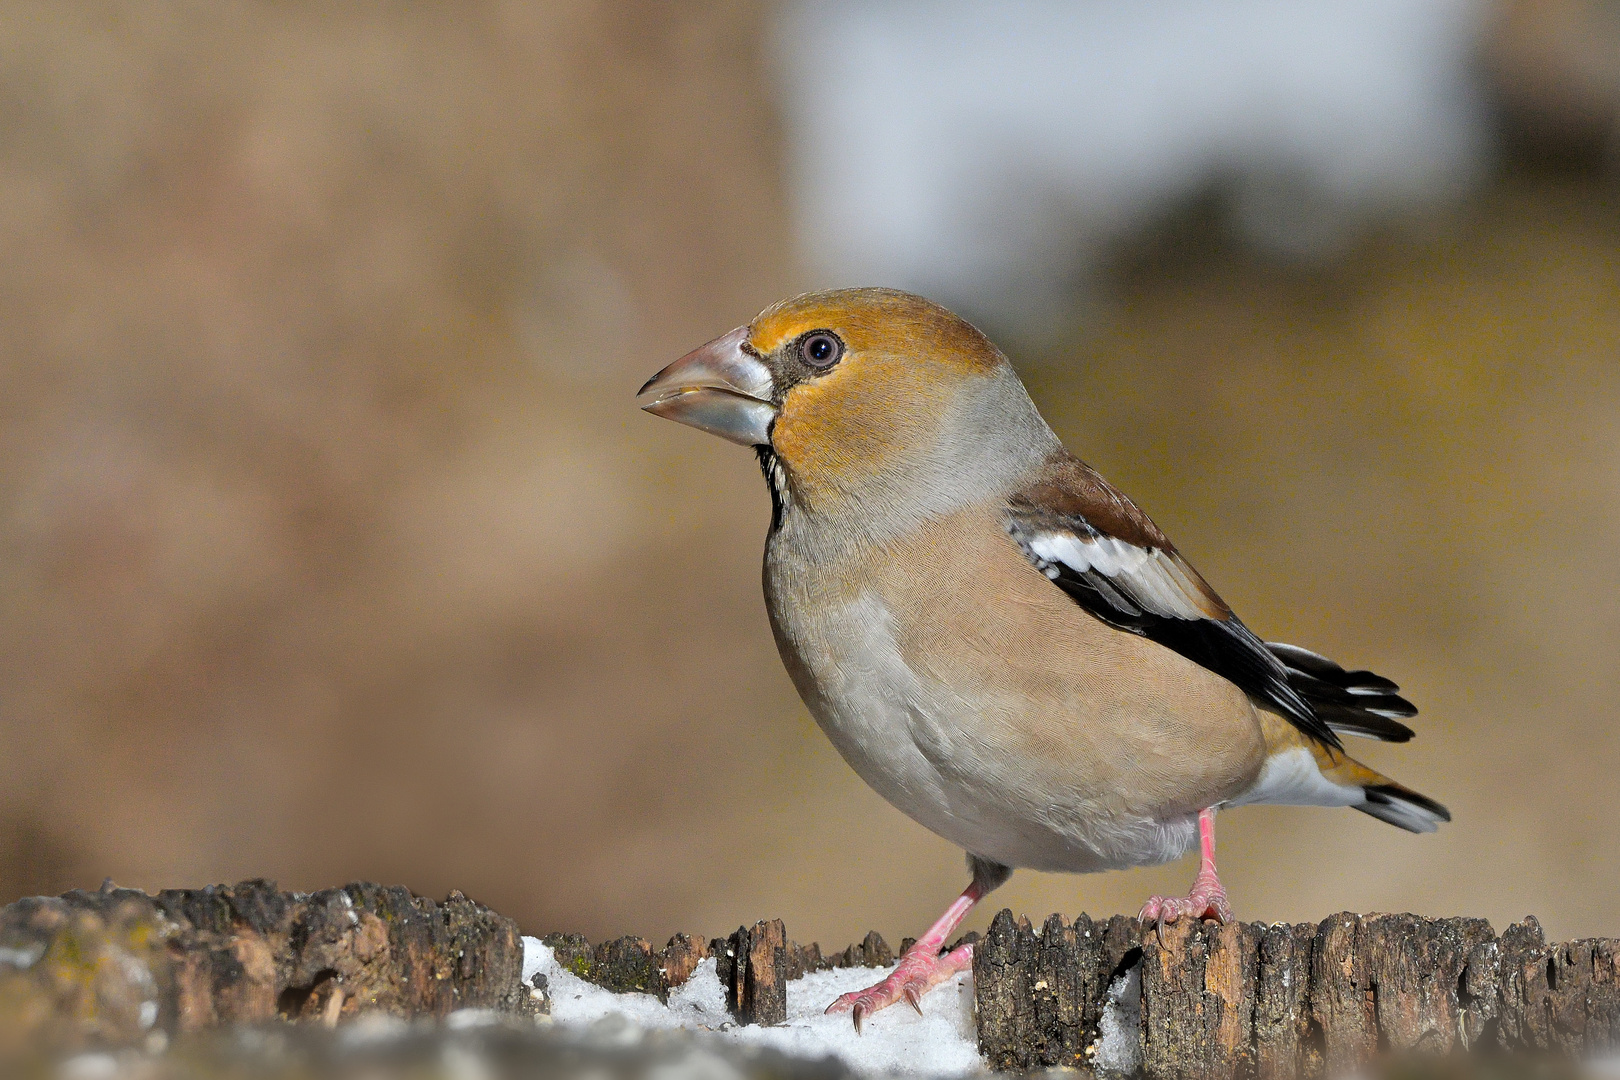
left=1137, top=888, right=1233, bottom=940
left=827, top=988, right=905, bottom=1034
left=823, top=945, right=972, bottom=1031
left=825, top=977, right=928, bottom=1033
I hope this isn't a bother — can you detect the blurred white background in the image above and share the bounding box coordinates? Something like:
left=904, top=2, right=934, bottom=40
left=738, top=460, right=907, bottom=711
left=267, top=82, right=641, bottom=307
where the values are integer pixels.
left=778, top=1, right=1494, bottom=325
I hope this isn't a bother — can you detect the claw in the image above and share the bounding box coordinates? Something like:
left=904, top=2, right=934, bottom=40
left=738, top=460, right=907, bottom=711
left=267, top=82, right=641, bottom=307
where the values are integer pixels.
left=903, top=985, right=923, bottom=1015
left=1137, top=881, right=1232, bottom=939
left=852, top=1001, right=867, bottom=1035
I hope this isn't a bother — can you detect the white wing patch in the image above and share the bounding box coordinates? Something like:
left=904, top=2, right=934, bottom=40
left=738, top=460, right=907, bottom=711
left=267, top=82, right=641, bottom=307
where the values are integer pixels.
left=1024, top=530, right=1207, bottom=620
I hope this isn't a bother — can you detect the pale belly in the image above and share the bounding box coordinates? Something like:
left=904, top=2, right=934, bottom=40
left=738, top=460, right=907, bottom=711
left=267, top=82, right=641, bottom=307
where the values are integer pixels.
left=762, top=514, right=1266, bottom=874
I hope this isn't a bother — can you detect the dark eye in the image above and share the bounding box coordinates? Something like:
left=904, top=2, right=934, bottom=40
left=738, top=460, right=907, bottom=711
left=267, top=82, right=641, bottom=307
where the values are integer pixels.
left=798, top=330, right=843, bottom=369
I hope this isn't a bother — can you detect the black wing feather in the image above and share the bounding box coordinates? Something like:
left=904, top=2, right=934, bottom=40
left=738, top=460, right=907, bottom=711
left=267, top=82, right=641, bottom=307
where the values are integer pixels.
left=1265, top=641, right=1417, bottom=742
left=1006, top=512, right=1342, bottom=750
left=1004, top=456, right=1419, bottom=752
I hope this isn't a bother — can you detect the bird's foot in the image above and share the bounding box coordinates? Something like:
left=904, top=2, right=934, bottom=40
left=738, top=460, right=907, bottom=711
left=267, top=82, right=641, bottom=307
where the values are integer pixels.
left=1137, top=869, right=1234, bottom=940
left=825, top=940, right=972, bottom=1033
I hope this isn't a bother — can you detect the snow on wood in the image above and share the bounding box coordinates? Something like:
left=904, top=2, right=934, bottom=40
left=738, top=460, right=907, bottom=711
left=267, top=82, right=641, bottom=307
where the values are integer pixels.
left=4, top=880, right=1619, bottom=1077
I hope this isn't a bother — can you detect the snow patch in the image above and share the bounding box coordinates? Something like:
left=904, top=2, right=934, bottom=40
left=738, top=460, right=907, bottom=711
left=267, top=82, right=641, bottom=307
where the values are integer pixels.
left=1091, top=955, right=1143, bottom=1076
left=523, top=938, right=985, bottom=1077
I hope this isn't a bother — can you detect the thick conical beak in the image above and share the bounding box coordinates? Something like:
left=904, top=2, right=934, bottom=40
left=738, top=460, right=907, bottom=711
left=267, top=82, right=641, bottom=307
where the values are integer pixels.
left=636, top=325, right=776, bottom=446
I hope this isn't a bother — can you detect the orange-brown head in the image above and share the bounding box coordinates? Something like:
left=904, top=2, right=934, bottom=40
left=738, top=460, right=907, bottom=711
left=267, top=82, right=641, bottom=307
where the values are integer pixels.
left=639, top=288, right=1058, bottom=530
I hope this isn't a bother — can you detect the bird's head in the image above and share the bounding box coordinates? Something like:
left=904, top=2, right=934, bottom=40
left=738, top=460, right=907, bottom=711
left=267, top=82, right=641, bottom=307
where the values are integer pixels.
left=638, top=288, right=1057, bottom=528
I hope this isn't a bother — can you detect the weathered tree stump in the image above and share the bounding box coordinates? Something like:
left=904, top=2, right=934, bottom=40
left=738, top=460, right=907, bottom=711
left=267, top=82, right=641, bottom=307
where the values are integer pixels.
left=10, top=881, right=1617, bottom=1077
left=660, top=932, right=708, bottom=988
left=730, top=919, right=789, bottom=1025
left=972, top=911, right=1143, bottom=1072
left=535, top=921, right=920, bottom=1028
left=974, top=908, right=1620, bottom=1078
left=0, top=880, right=541, bottom=1059
left=539, top=932, right=670, bottom=1001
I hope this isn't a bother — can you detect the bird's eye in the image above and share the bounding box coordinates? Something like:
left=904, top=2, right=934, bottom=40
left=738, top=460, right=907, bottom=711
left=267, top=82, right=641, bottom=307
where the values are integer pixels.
left=798, top=330, right=844, bottom=369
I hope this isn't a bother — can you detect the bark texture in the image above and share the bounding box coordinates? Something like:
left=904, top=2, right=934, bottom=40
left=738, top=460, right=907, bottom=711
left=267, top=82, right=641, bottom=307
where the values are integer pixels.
left=974, top=908, right=1620, bottom=1078
left=9, top=882, right=1617, bottom=1078
left=0, top=880, right=542, bottom=1058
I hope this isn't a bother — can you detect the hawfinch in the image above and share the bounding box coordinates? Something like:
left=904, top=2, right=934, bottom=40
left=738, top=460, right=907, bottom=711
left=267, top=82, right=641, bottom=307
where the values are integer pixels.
left=638, top=288, right=1447, bottom=1029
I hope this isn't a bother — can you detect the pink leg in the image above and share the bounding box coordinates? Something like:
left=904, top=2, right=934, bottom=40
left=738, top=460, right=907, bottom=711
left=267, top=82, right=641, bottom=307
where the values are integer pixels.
left=826, top=857, right=1010, bottom=1032
left=1138, top=807, right=1234, bottom=936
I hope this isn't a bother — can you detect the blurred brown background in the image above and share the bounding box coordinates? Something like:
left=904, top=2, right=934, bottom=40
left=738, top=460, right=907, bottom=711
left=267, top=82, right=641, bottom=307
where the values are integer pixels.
left=1, top=1, right=1617, bottom=950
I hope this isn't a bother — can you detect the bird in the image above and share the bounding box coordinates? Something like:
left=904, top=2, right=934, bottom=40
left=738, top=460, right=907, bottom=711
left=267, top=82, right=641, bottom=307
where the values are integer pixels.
left=637, top=287, right=1448, bottom=1031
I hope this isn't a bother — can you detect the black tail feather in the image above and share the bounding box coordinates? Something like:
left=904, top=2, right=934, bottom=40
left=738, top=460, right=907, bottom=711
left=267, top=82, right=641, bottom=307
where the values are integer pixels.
left=1357, top=783, right=1452, bottom=833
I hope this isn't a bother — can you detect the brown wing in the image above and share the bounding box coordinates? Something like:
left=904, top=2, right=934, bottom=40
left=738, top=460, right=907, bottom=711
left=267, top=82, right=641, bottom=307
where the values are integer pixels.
left=1004, top=453, right=1344, bottom=749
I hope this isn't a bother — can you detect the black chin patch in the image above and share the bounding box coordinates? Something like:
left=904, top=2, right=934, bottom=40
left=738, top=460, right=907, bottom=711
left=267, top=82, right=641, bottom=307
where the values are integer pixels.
left=756, top=444, right=791, bottom=533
